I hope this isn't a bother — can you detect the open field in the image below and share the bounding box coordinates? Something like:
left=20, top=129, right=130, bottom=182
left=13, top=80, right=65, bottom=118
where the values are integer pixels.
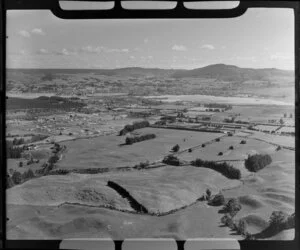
left=7, top=202, right=240, bottom=240
left=58, top=128, right=222, bottom=170
left=7, top=148, right=294, bottom=240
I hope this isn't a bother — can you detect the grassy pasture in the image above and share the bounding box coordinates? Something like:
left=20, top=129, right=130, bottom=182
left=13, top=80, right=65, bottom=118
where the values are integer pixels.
left=219, top=105, right=293, bottom=123
left=111, top=165, right=240, bottom=213
left=249, top=132, right=295, bottom=148
left=179, top=136, right=277, bottom=162
left=58, top=128, right=222, bottom=170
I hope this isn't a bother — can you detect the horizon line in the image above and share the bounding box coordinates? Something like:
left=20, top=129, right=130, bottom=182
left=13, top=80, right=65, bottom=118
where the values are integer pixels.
left=6, top=63, right=295, bottom=72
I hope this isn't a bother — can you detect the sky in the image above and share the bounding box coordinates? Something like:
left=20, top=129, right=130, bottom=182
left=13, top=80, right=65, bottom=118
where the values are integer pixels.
left=6, top=7, right=294, bottom=70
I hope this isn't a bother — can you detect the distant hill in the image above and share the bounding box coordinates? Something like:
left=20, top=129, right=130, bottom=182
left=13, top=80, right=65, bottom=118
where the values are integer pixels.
left=171, top=64, right=294, bottom=81
left=7, top=67, right=175, bottom=78
left=7, top=64, right=293, bottom=81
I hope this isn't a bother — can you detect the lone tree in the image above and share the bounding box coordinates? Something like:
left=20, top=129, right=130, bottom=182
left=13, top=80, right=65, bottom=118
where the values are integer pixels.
left=206, top=189, right=212, bottom=200
left=208, top=192, right=225, bottom=206
left=11, top=171, right=22, bottom=185
left=279, top=118, right=284, bottom=125
left=172, top=144, right=180, bottom=152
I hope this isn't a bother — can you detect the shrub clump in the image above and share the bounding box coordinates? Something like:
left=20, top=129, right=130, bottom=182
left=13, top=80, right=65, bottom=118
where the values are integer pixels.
left=133, top=160, right=150, bottom=170
left=208, top=192, right=225, bottom=206
left=162, top=155, right=181, bottom=166
left=202, top=144, right=206, bottom=147
left=268, top=211, right=290, bottom=232
left=221, top=214, right=235, bottom=229
left=229, top=145, right=234, bottom=150
left=236, top=219, right=248, bottom=236
left=48, top=154, right=59, bottom=164
left=222, top=198, right=242, bottom=217
left=191, top=158, right=241, bottom=179
left=125, top=133, right=156, bottom=145
left=172, top=144, right=180, bottom=152
left=240, top=140, right=247, bottom=144
left=22, top=169, right=35, bottom=180
left=119, top=120, right=150, bottom=136
left=244, top=154, right=272, bottom=172
left=218, top=152, right=223, bottom=156
left=221, top=215, right=249, bottom=237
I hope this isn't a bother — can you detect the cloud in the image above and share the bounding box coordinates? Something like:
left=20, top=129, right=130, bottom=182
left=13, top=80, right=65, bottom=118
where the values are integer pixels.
left=172, top=44, right=187, bottom=52
left=18, top=30, right=30, bottom=38
left=121, top=48, right=129, bottom=53
left=133, top=48, right=142, bottom=52
left=80, top=46, right=129, bottom=54
left=130, top=55, right=135, bottom=60
left=80, top=46, right=103, bottom=54
left=56, top=48, right=77, bottom=56
left=200, top=44, right=215, bottom=50
left=144, top=38, right=149, bottom=44
left=270, top=53, right=293, bottom=61
left=37, top=48, right=50, bottom=54
left=31, top=28, right=45, bottom=35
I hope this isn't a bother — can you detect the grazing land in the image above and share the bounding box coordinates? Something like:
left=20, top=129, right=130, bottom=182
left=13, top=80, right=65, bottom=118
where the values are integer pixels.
left=6, top=66, right=295, bottom=240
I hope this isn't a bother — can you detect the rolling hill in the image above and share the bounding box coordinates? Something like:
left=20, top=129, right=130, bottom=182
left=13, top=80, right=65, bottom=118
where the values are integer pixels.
left=171, top=64, right=294, bottom=81
left=7, top=64, right=293, bottom=81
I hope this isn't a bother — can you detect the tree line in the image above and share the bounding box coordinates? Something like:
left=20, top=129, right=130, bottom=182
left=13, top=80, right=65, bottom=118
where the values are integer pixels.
left=191, top=158, right=241, bottom=179
left=125, top=133, right=156, bottom=145
left=119, top=120, right=150, bottom=136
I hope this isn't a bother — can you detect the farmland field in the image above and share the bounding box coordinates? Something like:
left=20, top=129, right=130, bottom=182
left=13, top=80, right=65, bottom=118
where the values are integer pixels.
left=254, top=125, right=280, bottom=132
left=58, top=128, right=222, bottom=170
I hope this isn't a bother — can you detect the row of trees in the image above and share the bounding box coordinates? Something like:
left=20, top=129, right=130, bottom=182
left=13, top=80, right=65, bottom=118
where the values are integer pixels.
left=6, top=169, right=35, bottom=188
left=204, top=103, right=232, bottom=110
left=119, top=120, right=150, bottom=136
left=8, top=135, right=49, bottom=146
left=6, top=145, right=26, bottom=159
left=191, top=158, right=241, bottom=179
left=125, top=133, right=156, bottom=145
left=244, top=154, right=272, bottom=172
left=218, top=198, right=251, bottom=238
